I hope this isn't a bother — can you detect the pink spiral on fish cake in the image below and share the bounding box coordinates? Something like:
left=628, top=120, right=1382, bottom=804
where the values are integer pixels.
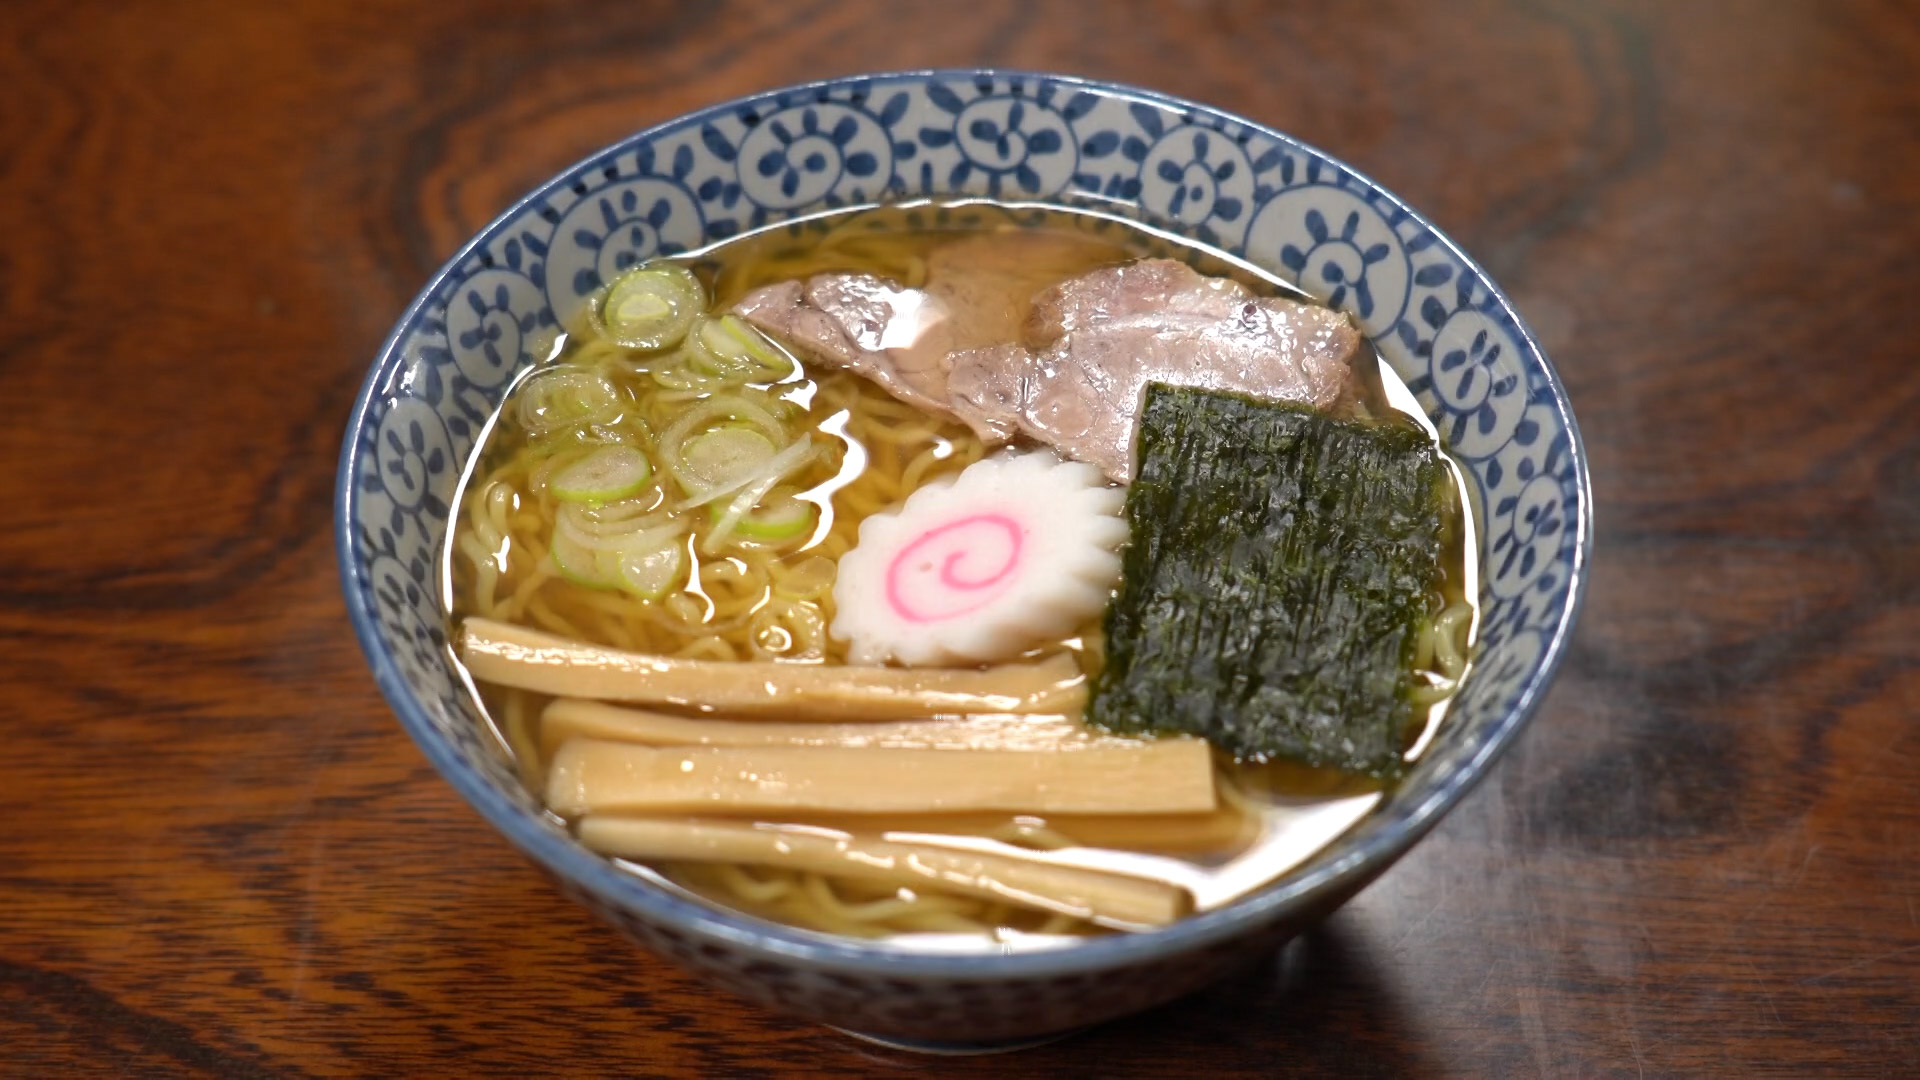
left=884, top=513, right=1025, bottom=624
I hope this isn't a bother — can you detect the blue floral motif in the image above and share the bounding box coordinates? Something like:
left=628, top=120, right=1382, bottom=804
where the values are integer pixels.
left=446, top=269, right=545, bottom=389
left=1161, top=142, right=1231, bottom=218
left=924, top=92, right=1075, bottom=198
left=735, top=103, right=891, bottom=212
left=459, top=293, right=519, bottom=360
left=1419, top=305, right=1528, bottom=460
left=372, top=398, right=450, bottom=519
left=1245, top=185, right=1409, bottom=336
left=1283, top=208, right=1391, bottom=317
left=543, top=177, right=702, bottom=320
left=1440, top=324, right=1515, bottom=443
left=757, top=110, right=874, bottom=198
left=1451, top=627, right=1543, bottom=717
left=339, top=74, right=1590, bottom=1043
left=1487, top=468, right=1574, bottom=602
left=384, top=422, right=442, bottom=498
left=1508, top=480, right=1566, bottom=577
left=1139, top=127, right=1255, bottom=247
left=369, top=553, right=429, bottom=640
left=584, top=191, right=671, bottom=283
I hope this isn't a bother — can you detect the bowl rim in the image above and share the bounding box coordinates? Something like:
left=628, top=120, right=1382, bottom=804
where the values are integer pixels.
left=337, top=68, right=1593, bottom=978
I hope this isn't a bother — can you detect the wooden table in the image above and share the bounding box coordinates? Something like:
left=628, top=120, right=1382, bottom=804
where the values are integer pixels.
left=5, top=1, right=1915, bottom=1074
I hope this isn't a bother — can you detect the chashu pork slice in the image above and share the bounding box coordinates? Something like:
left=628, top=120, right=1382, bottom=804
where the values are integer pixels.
left=731, top=231, right=1127, bottom=443
left=950, top=259, right=1364, bottom=482
left=732, top=272, right=977, bottom=427
left=1022, top=256, right=1255, bottom=345
left=736, top=247, right=1364, bottom=483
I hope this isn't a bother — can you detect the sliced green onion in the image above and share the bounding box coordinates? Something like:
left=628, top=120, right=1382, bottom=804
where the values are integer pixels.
left=557, top=505, right=681, bottom=550
left=716, top=487, right=817, bottom=542
left=551, top=511, right=688, bottom=596
left=688, top=315, right=797, bottom=383
left=679, top=437, right=820, bottom=511
left=591, top=264, right=704, bottom=351
left=573, top=491, right=667, bottom=527
left=657, top=394, right=791, bottom=497
left=517, top=369, right=623, bottom=436
left=657, top=395, right=787, bottom=452
left=550, top=529, right=615, bottom=590
left=705, top=463, right=806, bottom=554
left=650, top=362, right=730, bottom=393
left=679, top=427, right=777, bottom=491
left=615, top=539, right=686, bottom=600
left=550, top=445, right=652, bottom=504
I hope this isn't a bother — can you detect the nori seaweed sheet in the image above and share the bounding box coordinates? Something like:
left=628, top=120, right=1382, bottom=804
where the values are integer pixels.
left=1087, top=384, right=1448, bottom=776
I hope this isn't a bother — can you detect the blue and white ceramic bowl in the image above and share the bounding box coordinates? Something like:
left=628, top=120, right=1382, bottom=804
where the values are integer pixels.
left=337, top=71, right=1591, bottom=1045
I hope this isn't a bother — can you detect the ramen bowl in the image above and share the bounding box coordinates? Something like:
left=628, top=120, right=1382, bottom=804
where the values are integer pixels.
left=337, top=70, right=1591, bottom=1046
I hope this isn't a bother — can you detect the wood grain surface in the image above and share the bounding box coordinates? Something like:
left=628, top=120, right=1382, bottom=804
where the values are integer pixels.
left=3, top=0, right=1916, bottom=1075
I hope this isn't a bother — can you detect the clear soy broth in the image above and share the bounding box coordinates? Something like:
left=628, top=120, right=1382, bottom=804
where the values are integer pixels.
left=446, top=200, right=1477, bottom=946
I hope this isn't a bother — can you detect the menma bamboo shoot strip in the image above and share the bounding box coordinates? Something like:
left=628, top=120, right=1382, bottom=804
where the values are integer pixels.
left=540, top=699, right=1250, bottom=853
left=539, top=698, right=1128, bottom=756
left=576, top=816, right=1192, bottom=928
left=460, top=617, right=1086, bottom=719
left=545, top=738, right=1217, bottom=817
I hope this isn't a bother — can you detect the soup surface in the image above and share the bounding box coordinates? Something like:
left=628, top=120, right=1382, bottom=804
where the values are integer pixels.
left=446, top=201, right=1478, bottom=947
